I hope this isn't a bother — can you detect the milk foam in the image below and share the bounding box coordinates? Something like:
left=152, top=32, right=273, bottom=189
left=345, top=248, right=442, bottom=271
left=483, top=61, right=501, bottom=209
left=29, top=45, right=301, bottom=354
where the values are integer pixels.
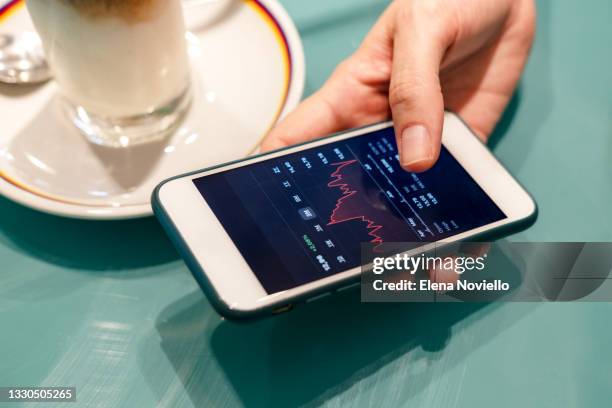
left=63, top=0, right=161, bottom=23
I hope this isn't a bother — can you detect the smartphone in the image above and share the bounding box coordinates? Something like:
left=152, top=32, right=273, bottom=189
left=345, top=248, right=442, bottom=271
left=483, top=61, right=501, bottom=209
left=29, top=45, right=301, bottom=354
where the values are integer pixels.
left=153, top=112, right=537, bottom=320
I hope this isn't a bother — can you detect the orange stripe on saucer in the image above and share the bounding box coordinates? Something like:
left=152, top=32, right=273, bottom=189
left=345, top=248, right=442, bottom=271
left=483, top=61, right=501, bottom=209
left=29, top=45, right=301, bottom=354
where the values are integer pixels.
left=243, top=0, right=293, bottom=153
left=0, top=0, right=24, bottom=24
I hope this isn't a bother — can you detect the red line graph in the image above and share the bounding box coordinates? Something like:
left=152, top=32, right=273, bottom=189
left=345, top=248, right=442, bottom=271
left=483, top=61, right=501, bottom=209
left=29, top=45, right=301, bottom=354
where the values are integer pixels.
left=327, top=160, right=384, bottom=247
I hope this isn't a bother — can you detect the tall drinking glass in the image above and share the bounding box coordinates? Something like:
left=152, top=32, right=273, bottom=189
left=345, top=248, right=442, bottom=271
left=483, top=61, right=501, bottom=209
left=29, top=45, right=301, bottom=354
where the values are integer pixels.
left=26, top=0, right=191, bottom=147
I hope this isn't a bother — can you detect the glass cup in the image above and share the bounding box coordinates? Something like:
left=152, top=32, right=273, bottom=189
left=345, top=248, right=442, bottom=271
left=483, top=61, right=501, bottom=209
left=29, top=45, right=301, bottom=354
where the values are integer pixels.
left=25, top=0, right=192, bottom=147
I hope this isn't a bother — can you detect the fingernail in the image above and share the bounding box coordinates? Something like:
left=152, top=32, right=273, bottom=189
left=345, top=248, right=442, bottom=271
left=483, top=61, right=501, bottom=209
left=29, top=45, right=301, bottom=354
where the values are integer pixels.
left=401, top=125, right=433, bottom=169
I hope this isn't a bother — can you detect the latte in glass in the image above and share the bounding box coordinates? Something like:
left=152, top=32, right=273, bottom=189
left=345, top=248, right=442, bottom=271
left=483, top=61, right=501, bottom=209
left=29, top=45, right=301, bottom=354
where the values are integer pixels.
left=26, top=0, right=191, bottom=147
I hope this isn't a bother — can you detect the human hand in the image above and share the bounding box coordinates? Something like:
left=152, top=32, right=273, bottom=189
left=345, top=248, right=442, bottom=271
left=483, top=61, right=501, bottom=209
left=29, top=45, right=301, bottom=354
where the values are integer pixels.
left=261, top=0, right=535, bottom=172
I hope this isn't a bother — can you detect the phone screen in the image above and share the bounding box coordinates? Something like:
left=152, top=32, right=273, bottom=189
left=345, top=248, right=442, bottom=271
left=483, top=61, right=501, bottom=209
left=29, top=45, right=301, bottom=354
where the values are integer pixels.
left=193, top=126, right=506, bottom=294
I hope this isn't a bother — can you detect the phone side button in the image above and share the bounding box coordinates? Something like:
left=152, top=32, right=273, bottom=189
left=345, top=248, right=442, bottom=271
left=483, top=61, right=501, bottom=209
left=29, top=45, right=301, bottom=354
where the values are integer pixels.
left=306, top=292, right=331, bottom=303
left=337, top=282, right=360, bottom=292
left=272, top=304, right=293, bottom=314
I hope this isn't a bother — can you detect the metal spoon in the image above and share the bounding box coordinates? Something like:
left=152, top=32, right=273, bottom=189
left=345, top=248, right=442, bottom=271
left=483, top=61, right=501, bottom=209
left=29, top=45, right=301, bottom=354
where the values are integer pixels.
left=0, top=31, right=51, bottom=84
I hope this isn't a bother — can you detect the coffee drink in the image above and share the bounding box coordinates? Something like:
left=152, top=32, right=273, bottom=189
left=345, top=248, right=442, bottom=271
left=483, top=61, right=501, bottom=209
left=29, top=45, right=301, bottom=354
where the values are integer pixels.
left=26, top=0, right=191, bottom=146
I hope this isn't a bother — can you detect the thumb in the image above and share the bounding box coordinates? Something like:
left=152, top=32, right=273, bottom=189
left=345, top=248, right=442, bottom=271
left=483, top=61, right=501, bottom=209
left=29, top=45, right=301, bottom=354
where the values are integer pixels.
left=260, top=88, right=342, bottom=152
left=389, top=11, right=447, bottom=172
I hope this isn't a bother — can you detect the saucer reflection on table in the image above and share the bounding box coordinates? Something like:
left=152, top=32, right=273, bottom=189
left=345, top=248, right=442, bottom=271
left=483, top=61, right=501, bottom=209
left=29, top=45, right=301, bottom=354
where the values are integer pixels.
left=0, top=0, right=304, bottom=219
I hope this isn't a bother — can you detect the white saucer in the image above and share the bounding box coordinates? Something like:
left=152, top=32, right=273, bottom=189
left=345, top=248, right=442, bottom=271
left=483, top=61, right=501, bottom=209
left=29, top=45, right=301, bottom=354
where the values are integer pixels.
left=0, top=0, right=304, bottom=219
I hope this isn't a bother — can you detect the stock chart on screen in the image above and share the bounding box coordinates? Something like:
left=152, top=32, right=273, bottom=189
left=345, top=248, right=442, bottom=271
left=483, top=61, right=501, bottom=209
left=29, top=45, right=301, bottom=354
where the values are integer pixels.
left=194, top=126, right=505, bottom=293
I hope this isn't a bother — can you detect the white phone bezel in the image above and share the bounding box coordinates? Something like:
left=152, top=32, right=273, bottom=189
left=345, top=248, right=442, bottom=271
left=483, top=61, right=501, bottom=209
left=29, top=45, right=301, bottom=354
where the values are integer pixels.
left=157, top=112, right=536, bottom=312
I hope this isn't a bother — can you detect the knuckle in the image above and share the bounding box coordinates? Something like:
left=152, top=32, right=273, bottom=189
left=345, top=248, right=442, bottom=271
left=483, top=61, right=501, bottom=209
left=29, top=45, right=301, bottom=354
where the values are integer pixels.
left=414, top=0, right=446, bottom=20
left=389, top=81, right=416, bottom=109
left=396, top=0, right=447, bottom=23
left=388, top=76, right=432, bottom=108
left=395, top=0, right=454, bottom=44
left=394, top=1, right=413, bottom=25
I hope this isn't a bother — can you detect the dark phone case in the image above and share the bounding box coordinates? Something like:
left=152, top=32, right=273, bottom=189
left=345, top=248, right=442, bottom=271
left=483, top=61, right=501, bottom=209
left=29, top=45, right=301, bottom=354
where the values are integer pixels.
left=151, top=115, right=538, bottom=322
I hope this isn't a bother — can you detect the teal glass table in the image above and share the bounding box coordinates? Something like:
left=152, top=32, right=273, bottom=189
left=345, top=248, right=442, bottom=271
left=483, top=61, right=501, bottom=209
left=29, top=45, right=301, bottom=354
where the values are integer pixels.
left=1, top=0, right=611, bottom=406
